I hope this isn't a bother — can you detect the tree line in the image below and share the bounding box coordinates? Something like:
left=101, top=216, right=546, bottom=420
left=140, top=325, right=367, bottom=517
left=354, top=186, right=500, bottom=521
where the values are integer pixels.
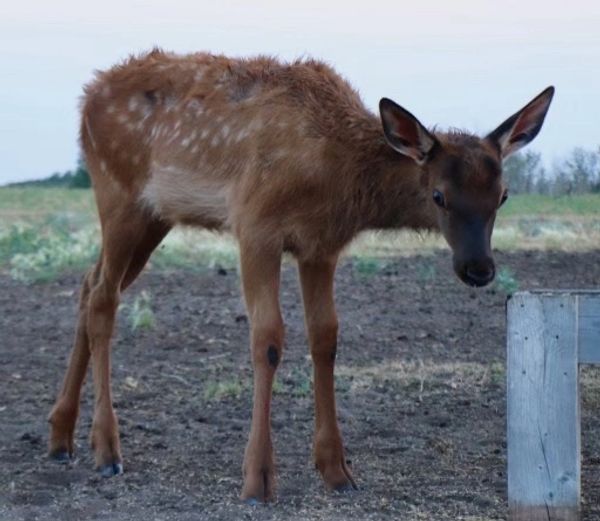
left=10, top=158, right=91, bottom=189
left=504, top=147, right=600, bottom=195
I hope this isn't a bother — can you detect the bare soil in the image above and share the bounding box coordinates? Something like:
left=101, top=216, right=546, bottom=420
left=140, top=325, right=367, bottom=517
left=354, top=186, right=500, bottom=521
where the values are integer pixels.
left=1, top=250, right=599, bottom=520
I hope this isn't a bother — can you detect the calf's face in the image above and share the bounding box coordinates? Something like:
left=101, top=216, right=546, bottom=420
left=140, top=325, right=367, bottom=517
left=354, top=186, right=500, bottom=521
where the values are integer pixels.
left=380, top=87, right=555, bottom=287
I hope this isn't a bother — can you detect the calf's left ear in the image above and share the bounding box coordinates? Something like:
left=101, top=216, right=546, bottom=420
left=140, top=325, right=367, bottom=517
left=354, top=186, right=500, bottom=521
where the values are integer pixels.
left=486, top=86, right=555, bottom=158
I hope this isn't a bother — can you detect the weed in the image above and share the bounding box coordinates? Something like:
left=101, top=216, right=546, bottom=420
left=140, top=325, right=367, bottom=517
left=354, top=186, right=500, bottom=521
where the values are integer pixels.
left=204, top=379, right=245, bottom=400
left=127, top=290, right=155, bottom=331
left=272, top=378, right=284, bottom=395
left=494, top=267, right=519, bottom=295
left=274, top=369, right=312, bottom=397
left=289, top=369, right=312, bottom=397
left=354, top=256, right=385, bottom=276
left=489, top=361, right=505, bottom=386
left=416, top=262, right=437, bottom=284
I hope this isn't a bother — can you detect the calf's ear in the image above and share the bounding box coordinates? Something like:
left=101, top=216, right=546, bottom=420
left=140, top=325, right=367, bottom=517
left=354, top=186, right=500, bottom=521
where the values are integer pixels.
left=486, top=86, right=555, bottom=159
left=379, top=98, right=437, bottom=165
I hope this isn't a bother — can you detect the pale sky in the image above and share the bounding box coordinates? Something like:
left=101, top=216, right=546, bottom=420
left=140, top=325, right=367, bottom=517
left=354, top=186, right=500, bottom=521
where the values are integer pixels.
left=1, top=0, right=599, bottom=184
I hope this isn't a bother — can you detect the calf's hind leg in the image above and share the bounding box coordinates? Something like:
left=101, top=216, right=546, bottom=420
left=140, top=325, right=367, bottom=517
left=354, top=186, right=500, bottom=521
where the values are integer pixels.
left=48, top=261, right=101, bottom=461
left=88, top=216, right=170, bottom=476
left=48, top=213, right=169, bottom=475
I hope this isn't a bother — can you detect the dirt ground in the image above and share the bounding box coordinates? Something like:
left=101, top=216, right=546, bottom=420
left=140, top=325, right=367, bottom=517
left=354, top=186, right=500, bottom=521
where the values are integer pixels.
left=1, top=250, right=599, bottom=521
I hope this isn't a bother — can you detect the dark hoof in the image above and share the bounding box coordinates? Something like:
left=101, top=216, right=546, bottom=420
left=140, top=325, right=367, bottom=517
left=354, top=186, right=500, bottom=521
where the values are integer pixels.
left=333, top=482, right=359, bottom=494
left=243, top=497, right=261, bottom=506
left=49, top=450, right=71, bottom=464
left=98, top=462, right=123, bottom=477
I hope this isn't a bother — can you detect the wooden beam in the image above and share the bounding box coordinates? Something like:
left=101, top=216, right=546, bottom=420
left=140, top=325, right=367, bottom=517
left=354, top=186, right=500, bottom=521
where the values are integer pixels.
left=507, top=292, right=580, bottom=521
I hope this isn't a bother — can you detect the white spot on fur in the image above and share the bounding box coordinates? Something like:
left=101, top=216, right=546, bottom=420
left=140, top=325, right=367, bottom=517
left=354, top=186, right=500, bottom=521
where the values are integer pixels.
left=128, top=97, right=139, bottom=112
left=117, top=114, right=129, bottom=125
left=164, top=96, right=177, bottom=112
left=210, top=135, right=220, bottom=147
left=106, top=105, right=116, bottom=114
left=84, top=116, right=97, bottom=151
left=200, top=129, right=210, bottom=140
left=167, top=129, right=181, bottom=144
left=188, top=100, right=204, bottom=118
left=100, top=160, right=107, bottom=173
left=194, top=71, right=205, bottom=82
left=235, top=128, right=250, bottom=143
left=244, top=119, right=263, bottom=134
left=141, top=105, right=152, bottom=120
left=191, top=145, right=199, bottom=154
left=181, top=137, right=191, bottom=147
left=221, top=125, right=230, bottom=139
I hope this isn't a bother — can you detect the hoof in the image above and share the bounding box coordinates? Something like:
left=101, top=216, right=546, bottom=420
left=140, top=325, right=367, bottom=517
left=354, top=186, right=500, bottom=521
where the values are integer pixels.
left=334, top=482, right=358, bottom=494
left=243, top=497, right=261, bottom=506
left=49, top=449, right=72, bottom=464
left=98, top=462, right=123, bottom=478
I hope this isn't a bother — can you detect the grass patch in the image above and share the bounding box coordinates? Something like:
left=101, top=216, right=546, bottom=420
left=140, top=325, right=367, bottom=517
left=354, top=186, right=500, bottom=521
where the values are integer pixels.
left=336, top=359, right=505, bottom=395
left=5, top=221, right=99, bottom=282
left=204, top=379, right=245, bottom=400
left=0, top=187, right=96, bottom=222
left=152, top=229, right=238, bottom=271
left=501, top=193, right=600, bottom=217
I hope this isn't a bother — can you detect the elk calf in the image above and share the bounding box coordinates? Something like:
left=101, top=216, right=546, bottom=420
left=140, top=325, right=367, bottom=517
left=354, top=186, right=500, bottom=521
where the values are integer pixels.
left=48, top=49, right=554, bottom=502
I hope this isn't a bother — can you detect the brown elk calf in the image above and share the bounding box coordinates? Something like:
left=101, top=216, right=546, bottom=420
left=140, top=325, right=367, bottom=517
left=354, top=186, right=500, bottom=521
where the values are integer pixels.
left=48, top=49, right=553, bottom=502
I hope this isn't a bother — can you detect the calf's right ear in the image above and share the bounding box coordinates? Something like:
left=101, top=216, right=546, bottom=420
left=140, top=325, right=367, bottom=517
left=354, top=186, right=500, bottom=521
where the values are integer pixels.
left=379, top=98, right=437, bottom=165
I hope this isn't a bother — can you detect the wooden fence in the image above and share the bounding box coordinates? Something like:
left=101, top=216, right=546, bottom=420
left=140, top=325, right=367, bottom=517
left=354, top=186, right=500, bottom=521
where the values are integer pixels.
left=507, top=291, right=600, bottom=521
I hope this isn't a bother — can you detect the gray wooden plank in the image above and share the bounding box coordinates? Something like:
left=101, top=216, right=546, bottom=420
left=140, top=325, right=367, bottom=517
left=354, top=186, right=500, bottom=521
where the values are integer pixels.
left=507, top=292, right=580, bottom=521
left=578, top=294, right=600, bottom=364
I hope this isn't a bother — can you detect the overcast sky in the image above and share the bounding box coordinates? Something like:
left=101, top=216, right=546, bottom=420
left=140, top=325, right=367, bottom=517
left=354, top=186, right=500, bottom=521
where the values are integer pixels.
left=1, top=0, right=599, bottom=184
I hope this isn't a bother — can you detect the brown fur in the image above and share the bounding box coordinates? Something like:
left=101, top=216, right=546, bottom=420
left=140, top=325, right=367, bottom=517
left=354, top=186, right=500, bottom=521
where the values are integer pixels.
left=48, top=49, right=553, bottom=501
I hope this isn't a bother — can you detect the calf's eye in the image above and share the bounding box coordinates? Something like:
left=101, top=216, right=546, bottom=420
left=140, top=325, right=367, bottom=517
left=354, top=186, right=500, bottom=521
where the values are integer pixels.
left=432, top=189, right=445, bottom=208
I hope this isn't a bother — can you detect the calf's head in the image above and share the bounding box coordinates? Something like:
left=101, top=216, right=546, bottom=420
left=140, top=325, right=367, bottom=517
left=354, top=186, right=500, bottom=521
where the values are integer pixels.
left=379, top=87, right=554, bottom=287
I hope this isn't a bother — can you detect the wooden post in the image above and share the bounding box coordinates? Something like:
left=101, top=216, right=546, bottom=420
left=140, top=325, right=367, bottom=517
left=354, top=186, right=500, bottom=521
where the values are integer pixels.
left=579, top=293, right=600, bottom=364
left=507, top=292, right=580, bottom=521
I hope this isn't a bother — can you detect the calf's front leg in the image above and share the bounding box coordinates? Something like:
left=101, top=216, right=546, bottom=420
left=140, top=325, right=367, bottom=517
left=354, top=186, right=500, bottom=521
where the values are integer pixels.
left=239, top=240, right=284, bottom=503
left=299, top=258, right=357, bottom=492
